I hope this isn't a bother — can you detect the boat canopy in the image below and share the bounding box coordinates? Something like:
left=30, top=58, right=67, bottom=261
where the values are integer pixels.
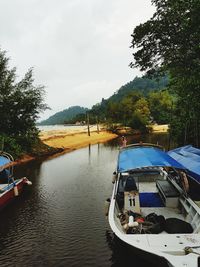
left=168, top=145, right=200, bottom=183
left=117, top=147, right=185, bottom=173
left=0, top=156, right=11, bottom=170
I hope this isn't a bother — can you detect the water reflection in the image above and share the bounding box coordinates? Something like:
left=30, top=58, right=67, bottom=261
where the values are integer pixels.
left=0, top=134, right=170, bottom=267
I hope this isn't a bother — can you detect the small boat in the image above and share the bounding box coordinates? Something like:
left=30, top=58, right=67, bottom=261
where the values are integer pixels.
left=108, top=143, right=200, bottom=267
left=0, top=151, right=32, bottom=210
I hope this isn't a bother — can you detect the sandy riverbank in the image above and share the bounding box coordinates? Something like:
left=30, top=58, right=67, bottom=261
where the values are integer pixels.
left=40, top=126, right=118, bottom=151
left=148, top=124, right=169, bottom=133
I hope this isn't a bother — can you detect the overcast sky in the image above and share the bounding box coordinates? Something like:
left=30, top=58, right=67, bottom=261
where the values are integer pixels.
left=0, top=0, right=155, bottom=120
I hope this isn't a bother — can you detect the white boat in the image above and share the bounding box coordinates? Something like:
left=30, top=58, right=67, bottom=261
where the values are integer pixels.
left=108, top=143, right=200, bottom=267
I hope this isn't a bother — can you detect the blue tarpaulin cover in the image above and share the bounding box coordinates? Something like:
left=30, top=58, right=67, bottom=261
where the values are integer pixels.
left=0, top=156, right=10, bottom=168
left=117, top=147, right=185, bottom=173
left=168, top=145, right=200, bottom=183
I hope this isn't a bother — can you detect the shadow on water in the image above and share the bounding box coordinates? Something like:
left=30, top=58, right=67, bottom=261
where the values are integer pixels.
left=105, top=230, right=168, bottom=267
left=0, top=134, right=171, bottom=267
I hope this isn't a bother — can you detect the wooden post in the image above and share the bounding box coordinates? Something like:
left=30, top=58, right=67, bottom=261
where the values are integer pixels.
left=87, top=113, right=90, bottom=136
left=96, top=116, right=99, bottom=134
left=168, top=101, right=173, bottom=150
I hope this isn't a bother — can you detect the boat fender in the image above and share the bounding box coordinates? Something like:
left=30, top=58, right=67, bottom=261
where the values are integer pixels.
left=13, top=184, right=19, bottom=196
left=123, top=223, right=129, bottom=231
left=23, top=178, right=32, bottom=186
left=112, top=172, right=117, bottom=184
left=26, top=180, right=32, bottom=186
left=128, top=216, right=139, bottom=227
left=104, top=198, right=111, bottom=216
left=180, top=172, right=189, bottom=194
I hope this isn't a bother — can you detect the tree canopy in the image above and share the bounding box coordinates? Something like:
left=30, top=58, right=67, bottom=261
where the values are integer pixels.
left=0, top=49, right=48, bottom=155
left=131, top=0, right=200, bottom=146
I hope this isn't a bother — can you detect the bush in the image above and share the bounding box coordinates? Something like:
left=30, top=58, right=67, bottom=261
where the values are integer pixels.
left=0, top=135, right=23, bottom=159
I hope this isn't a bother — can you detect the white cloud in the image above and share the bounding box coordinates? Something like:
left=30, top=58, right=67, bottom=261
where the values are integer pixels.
left=0, top=0, right=155, bottom=120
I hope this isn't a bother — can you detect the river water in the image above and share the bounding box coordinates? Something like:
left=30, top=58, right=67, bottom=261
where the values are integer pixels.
left=0, top=134, right=170, bottom=267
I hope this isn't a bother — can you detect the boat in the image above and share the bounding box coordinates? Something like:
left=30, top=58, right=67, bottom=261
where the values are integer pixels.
left=108, top=143, right=200, bottom=267
left=0, top=151, right=32, bottom=210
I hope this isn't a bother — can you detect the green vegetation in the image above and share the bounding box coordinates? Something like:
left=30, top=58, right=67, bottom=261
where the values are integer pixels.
left=0, top=49, right=49, bottom=158
left=89, top=76, right=172, bottom=132
left=39, top=106, right=88, bottom=125
left=4, top=0, right=199, bottom=156
left=39, top=75, right=170, bottom=130
left=131, top=0, right=200, bottom=147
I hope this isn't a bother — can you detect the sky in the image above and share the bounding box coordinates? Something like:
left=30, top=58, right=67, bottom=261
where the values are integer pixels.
left=0, top=0, right=155, bottom=121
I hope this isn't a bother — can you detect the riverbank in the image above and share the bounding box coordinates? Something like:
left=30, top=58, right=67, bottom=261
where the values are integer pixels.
left=148, top=124, right=169, bottom=133
left=13, top=124, right=167, bottom=165
left=40, top=129, right=118, bottom=151
left=13, top=127, right=118, bottom=165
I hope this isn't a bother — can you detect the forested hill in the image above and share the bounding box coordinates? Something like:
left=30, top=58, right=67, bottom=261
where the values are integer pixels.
left=39, top=106, right=88, bottom=125
left=108, top=75, right=168, bottom=103
left=39, top=76, right=168, bottom=126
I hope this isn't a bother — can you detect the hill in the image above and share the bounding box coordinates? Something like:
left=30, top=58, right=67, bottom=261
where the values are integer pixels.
left=39, top=106, right=88, bottom=125
left=91, top=75, right=169, bottom=116
left=108, top=75, right=168, bottom=103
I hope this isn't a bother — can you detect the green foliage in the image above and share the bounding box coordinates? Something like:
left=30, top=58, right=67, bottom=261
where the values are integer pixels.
left=108, top=75, right=168, bottom=103
left=89, top=75, right=172, bottom=132
left=148, top=90, right=174, bottom=124
left=39, top=106, right=88, bottom=125
left=131, top=0, right=200, bottom=146
left=0, top=48, right=48, bottom=156
left=0, top=135, right=23, bottom=158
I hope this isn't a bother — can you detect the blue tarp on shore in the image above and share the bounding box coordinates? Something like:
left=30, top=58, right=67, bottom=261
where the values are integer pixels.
left=168, top=145, right=200, bottom=183
left=117, top=146, right=185, bottom=173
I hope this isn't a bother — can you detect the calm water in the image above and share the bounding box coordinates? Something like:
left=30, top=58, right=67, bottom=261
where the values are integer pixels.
left=0, top=135, right=170, bottom=267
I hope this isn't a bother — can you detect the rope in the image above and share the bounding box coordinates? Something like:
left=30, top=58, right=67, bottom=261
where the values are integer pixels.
left=185, top=246, right=200, bottom=255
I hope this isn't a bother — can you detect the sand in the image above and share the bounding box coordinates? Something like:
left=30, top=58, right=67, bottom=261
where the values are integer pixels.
left=39, top=126, right=118, bottom=151
left=149, top=124, right=169, bottom=133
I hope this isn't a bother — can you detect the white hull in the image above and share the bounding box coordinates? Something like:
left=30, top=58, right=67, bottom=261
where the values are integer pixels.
left=109, top=176, right=200, bottom=267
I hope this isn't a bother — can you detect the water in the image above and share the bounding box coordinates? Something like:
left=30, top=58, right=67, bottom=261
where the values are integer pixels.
left=0, top=135, right=170, bottom=267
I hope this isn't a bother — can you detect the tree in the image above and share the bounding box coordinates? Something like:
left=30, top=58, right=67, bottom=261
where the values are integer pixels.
left=131, top=0, right=200, bottom=146
left=0, top=48, right=48, bottom=154
left=148, top=90, right=173, bottom=124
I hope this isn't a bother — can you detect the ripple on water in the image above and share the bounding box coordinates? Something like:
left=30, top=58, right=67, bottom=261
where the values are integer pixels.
left=0, top=140, right=168, bottom=267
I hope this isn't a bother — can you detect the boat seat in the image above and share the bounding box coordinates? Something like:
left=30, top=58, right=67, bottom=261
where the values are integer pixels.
left=156, top=180, right=179, bottom=198
left=124, top=176, right=137, bottom=191
left=156, top=180, right=180, bottom=208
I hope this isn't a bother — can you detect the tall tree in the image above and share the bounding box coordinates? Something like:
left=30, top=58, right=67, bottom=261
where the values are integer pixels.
left=0, top=48, right=48, bottom=152
left=131, top=0, right=200, bottom=146
left=148, top=90, right=173, bottom=124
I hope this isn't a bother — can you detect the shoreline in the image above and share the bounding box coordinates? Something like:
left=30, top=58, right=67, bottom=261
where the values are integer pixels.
left=13, top=124, right=168, bottom=166
left=14, top=128, right=118, bottom=165
left=41, top=130, right=118, bottom=150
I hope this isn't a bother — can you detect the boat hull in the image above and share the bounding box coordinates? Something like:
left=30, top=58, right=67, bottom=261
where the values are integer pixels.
left=0, top=178, right=29, bottom=211
left=113, top=234, right=170, bottom=267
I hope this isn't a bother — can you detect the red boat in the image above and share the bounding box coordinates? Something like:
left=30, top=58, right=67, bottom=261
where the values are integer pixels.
left=0, top=151, right=32, bottom=210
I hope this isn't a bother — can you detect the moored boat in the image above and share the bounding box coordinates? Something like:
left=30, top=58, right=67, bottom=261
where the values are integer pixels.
left=0, top=151, right=32, bottom=210
left=108, top=143, right=200, bottom=267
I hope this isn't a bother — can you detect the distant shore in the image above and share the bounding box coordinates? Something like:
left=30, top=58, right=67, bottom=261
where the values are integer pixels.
left=13, top=124, right=168, bottom=165
left=40, top=125, right=118, bottom=151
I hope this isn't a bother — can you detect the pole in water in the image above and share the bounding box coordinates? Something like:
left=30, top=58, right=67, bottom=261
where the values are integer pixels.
left=121, top=136, right=127, bottom=147
left=96, top=116, right=99, bottom=134
left=87, top=113, right=90, bottom=136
